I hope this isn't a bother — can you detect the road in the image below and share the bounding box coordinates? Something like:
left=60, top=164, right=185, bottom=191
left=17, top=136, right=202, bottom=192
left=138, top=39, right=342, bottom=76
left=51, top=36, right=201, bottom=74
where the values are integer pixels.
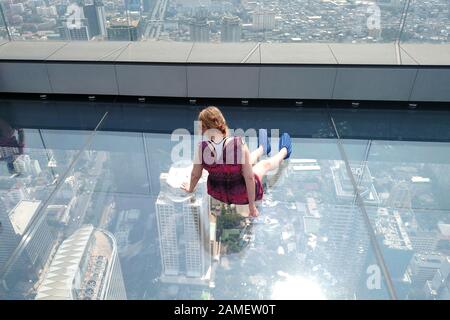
left=144, top=0, right=169, bottom=39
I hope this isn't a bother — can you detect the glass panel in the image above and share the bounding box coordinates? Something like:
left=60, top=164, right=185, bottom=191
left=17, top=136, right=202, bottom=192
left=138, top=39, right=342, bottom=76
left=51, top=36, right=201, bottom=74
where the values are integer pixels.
left=2, top=101, right=395, bottom=300
left=361, top=140, right=450, bottom=299
left=0, top=127, right=101, bottom=299
left=137, top=135, right=389, bottom=299
left=0, top=102, right=107, bottom=299
left=402, top=0, right=450, bottom=43
left=2, top=101, right=448, bottom=300
left=330, top=108, right=450, bottom=142
left=333, top=135, right=450, bottom=299
left=0, top=2, right=9, bottom=41
left=6, top=0, right=449, bottom=43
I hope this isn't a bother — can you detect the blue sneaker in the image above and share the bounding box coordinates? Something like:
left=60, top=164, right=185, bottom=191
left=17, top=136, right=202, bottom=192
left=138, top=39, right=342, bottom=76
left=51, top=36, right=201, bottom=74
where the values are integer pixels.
left=258, top=129, right=271, bottom=155
left=279, top=133, right=292, bottom=159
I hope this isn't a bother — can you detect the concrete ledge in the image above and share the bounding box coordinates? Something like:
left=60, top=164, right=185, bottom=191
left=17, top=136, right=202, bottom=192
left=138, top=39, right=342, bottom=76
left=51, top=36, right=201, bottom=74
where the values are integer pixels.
left=47, top=63, right=118, bottom=95
left=332, top=67, right=418, bottom=101
left=259, top=66, right=336, bottom=99
left=0, top=42, right=449, bottom=102
left=0, top=62, right=51, bottom=93
left=187, top=65, right=259, bottom=98
left=116, top=64, right=187, bottom=97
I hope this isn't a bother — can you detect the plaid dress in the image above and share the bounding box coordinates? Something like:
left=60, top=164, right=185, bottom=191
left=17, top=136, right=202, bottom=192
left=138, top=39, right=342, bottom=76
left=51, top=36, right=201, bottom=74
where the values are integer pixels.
left=201, top=136, right=264, bottom=205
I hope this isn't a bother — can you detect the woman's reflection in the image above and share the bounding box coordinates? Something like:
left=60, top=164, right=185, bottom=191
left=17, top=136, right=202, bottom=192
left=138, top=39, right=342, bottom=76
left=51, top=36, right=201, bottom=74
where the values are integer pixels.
left=0, top=117, right=25, bottom=174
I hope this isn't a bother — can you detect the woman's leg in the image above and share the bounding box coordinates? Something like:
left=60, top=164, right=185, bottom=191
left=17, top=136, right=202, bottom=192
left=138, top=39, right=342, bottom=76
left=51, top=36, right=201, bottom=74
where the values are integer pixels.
left=250, top=145, right=264, bottom=165
left=252, top=148, right=288, bottom=180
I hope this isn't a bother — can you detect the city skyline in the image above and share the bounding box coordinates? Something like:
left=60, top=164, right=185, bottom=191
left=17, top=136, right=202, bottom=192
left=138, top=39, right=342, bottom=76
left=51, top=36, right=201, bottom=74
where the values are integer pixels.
left=0, top=0, right=448, bottom=43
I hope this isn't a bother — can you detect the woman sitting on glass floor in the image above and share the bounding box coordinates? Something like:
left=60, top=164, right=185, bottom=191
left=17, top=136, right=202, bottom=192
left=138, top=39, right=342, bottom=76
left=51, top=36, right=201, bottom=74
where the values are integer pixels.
left=181, top=106, right=292, bottom=217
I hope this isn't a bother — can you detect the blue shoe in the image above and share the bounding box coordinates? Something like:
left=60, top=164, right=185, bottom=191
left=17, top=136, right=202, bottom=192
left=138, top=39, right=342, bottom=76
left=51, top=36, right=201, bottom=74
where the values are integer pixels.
left=279, top=133, right=292, bottom=159
left=258, top=129, right=271, bottom=155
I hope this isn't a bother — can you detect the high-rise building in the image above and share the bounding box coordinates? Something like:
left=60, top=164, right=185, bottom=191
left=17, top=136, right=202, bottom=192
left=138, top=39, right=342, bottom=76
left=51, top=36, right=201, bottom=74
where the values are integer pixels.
left=107, top=17, right=142, bottom=41
left=189, top=6, right=210, bottom=42
left=12, top=155, right=41, bottom=176
left=424, top=256, right=450, bottom=299
left=107, top=25, right=139, bottom=41
left=35, top=224, right=127, bottom=300
left=83, top=0, right=107, bottom=38
left=221, top=16, right=241, bottom=43
left=59, top=24, right=90, bottom=40
left=155, top=161, right=212, bottom=285
left=406, top=222, right=450, bottom=255
left=0, top=204, right=20, bottom=279
left=373, top=207, right=414, bottom=282
left=252, top=9, right=275, bottom=31
left=58, top=6, right=91, bottom=41
left=330, top=160, right=380, bottom=205
left=189, top=19, right=210, bottom=42
left=407, top=253, right=448, bottom=287
left=8, top=200, right=54, bottom=270
left=1, top=200, right=55, bottom=294
left=321, top=204, right=370, bottom=297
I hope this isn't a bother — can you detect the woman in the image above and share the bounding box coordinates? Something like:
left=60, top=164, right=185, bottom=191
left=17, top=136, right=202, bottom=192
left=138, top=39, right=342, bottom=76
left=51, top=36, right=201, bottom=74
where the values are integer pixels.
left=181, top=106, right=292, bottom=217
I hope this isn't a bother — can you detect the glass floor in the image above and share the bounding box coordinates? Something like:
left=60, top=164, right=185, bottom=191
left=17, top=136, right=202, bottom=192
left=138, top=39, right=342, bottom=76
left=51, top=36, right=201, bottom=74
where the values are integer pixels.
left=1, top=99, right=450, bottom=300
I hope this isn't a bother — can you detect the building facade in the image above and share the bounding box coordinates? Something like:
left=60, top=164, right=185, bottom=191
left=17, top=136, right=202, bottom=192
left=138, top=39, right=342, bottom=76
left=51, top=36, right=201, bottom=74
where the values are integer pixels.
left=155, top=161, right=211, bottom=285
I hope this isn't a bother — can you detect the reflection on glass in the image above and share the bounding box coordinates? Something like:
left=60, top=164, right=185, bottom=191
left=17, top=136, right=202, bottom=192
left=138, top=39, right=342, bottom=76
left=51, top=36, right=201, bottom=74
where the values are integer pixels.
left=156, top=161, right=213, bottom=286
left=1, top=106, right=449, bottom=300
left=0, top=116, right=98, bottom=299
left=35, top=225, right=127, bottom=300
left=339, top=138, right=450, bottom=299
left=402, top=0, right=450, bottom=43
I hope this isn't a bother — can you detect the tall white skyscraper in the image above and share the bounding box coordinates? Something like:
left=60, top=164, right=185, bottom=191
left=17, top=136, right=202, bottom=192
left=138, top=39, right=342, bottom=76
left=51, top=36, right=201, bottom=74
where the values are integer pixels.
left=12, top=155, right=41, bottom=176
left=321, top=204, right=370, bottom=297
left=221, top=16, right=241, bottom=42
left=0, top=204, right=20, bottom=279
left=0, top=200, right=55, bottom=295
left=155, top=161, right=212, bottom=285
left=252, top=9, right=275, bottom=31
left=95, top=0, right=107, bottom=37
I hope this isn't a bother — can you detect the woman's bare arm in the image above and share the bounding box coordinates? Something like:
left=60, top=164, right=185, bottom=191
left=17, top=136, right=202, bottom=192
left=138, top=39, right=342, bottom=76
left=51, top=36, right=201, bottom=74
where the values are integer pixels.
left=182, top=143, right=203, bottom=193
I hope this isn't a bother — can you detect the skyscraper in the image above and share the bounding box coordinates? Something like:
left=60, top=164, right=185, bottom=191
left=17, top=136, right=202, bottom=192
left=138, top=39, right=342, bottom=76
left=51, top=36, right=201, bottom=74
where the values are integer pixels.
left=58, top=6, right=91, bottom=40
left=321, top=204, right=370, bottom=297
left=252, top=9, right=275, bottom=31
left=83, top=0, right=107, bottom=38
left=0, top=203, right=20, bottom=279
left=189, top=20, right=210, bottom=42
left=107, top=25, right=139, bottom=41
left=189, top=6, right=210, bottom=42
left=106, top=16, right=141, bottom=41
left=330, top=160, right=380, bottom=206
left=221, top=16, right=241, bottom=43
left=59, top=24, right=90, bottom=40
left=155, top=161, right=212, bottom=285
left=0, top=200, right=55, bottom=295
left=35, top=225, right=127, bottom=300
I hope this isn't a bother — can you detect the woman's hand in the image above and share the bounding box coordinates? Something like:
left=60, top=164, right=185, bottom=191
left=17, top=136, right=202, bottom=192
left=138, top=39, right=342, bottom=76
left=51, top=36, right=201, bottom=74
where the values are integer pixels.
left=249, top=204, right=259, bottom=217
left=181, top=181, right=193, bottom=193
